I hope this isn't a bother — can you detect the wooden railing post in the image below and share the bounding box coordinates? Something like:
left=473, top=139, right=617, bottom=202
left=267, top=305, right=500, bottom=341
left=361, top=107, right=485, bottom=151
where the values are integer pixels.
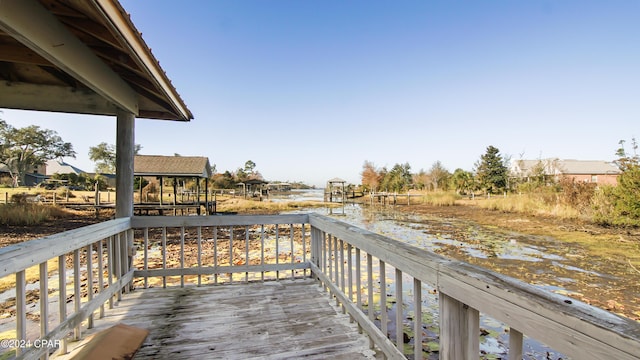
left=310, top=226, right=319, bottom=268
left=508, top=328, right=524, bottom=360
left=439, top=293, right=480, bottom=360
left=15, top=270, right=26, bottom=357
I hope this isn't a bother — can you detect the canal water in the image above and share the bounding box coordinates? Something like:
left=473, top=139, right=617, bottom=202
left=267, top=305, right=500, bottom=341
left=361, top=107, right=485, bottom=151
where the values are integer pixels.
left=283, top=189, right=638, bottom=359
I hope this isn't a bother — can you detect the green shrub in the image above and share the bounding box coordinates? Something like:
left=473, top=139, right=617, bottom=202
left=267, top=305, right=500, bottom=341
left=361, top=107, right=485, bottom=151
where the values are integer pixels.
left=558, top=177, right=596, bottom=215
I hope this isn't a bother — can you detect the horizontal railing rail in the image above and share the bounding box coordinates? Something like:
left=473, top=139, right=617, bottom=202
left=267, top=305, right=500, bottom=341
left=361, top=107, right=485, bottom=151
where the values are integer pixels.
left=308, top=213, right=640, bottom=360
left=129, top=214, right=311, bottom=287
left=2, top=213, right=639, bottom=360
left=0, top=218, right=133, bottom=360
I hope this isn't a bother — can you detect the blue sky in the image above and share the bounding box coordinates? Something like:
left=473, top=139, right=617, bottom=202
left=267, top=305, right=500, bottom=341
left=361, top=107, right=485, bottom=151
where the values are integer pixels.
left=3, top=1, right=639, bottom=187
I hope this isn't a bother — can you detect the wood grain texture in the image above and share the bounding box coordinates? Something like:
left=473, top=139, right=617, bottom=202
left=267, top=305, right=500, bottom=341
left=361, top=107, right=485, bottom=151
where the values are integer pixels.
left=57, top=278, right=378, bottom=360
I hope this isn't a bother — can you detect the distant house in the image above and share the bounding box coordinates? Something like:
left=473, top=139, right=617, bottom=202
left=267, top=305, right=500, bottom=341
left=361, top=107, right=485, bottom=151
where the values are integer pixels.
left=0, top=161, right=48, bottom=187
left=510, top=159, right=621, bottom=185
left=45, top=159, right=85, bottom=176
left=46, top=160, right=117, bottom=188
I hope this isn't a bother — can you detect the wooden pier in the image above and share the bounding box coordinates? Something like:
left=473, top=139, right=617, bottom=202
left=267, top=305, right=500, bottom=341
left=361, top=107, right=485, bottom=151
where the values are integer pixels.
left=2, top=214, right=639, bottom=360
left=58, top=279, right=374, bottom=360
left=368, top=192, right=423, bottom=205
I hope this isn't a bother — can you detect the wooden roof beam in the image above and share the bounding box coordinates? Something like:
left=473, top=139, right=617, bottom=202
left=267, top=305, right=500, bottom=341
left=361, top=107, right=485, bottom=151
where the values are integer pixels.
left=0, top=0, right=138, bottom=115
left=0, top=81, right=119, bottom=115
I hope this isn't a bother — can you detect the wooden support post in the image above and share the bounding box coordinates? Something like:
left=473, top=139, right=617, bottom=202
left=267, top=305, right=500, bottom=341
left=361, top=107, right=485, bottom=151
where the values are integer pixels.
left=205, top=178, right=209, bottom=215
left=439, top=293, right=480, bottom=360
left=116, top=109, right=134, bottom=284
left=173, top=178, right=177, bottom=216
left=196, top=177, right=201, bottom=215
left=160, top=176, right=164, bottom=205
left=115, top=109, right=134, bottom=219
left=139, top=176, right=143, bottom=204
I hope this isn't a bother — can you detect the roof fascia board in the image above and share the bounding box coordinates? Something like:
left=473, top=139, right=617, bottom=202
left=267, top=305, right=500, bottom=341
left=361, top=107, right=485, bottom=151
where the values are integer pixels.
left=0, top=0, right=138, bottom=115
left=94, top=0, right=192, bottom=121
left=136, top=173, right=204, bottom=177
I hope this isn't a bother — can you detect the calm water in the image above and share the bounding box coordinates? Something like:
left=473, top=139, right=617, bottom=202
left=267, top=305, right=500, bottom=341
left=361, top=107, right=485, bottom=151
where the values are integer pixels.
left=282, top=190, right=637, bottom=359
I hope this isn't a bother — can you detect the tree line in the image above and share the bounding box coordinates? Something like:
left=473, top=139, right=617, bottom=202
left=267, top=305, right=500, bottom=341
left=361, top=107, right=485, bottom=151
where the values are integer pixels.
left=360, top=142, right=640, bottom=226
left=361, top=145, right=509, bottom=195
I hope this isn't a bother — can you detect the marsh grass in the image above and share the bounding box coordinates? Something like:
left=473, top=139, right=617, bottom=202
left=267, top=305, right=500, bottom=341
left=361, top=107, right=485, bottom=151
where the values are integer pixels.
left=420, top=192, right=461, bottom=206
left=475, top=194, right=582, bottom=220
left=0, top=203, right=71, bottom=226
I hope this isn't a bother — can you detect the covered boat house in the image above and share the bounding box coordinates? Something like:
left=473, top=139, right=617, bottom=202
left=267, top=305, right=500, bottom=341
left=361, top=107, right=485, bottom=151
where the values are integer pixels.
left=134, top=155, right=214, bottom=215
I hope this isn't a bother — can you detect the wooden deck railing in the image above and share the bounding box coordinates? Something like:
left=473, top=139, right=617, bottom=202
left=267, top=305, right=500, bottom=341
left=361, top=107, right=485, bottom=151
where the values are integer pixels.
left=129, top=214, right=311, bottom=286
left=0, top=218, right=133, bottom=360
left=1, top=213, right=639, bottom=359
left=308, top=213, right=640, bottom=360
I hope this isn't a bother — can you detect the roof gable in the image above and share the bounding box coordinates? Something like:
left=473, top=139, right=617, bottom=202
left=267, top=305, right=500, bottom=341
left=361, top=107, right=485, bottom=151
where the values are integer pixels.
left=45, top=159, right=86, bottom=175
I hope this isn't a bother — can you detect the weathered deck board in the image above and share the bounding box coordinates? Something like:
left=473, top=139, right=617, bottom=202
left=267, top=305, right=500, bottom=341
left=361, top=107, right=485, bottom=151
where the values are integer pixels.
left=57, top=279, right=378, bottom=360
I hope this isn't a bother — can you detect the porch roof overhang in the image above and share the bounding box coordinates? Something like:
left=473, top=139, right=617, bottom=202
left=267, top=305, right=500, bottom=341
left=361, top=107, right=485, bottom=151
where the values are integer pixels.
left=0, top=0, right=192, bottom=121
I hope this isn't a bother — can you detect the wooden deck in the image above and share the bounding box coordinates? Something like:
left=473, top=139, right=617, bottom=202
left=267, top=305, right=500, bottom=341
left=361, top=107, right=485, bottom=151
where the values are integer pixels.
left=57, top=279, right=378, bottom=360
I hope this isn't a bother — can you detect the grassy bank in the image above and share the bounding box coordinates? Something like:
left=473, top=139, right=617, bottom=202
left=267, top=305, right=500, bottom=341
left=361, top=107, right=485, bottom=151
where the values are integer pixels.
left=470, top=194, right=583, bottom=220
left=392, top=191, right=640, bottom=269
left=0, top=203, right=73, bottom=226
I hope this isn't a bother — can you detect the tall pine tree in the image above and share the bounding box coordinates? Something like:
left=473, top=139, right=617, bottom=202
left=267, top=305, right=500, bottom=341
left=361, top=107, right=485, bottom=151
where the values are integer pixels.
left=475, top=145, right=508, bottom=194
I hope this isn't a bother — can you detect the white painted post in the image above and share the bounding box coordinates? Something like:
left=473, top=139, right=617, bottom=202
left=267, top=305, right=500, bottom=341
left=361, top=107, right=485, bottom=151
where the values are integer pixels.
left=39, top=262, right=48, bottom=343
left=73, top=249, right=81, bottom=340
left=367, top=253, right=374, bottom=349
left=439, top=293, right=480, bottom=360
left=58, top=255, right=68, bottom=354
left=116, top=110, right=135, bottom=284
left=508, top=328, right=524, bottom=360
left=15, top=270, right=26, bottom=356
left=413, top=278, right=422, bottom=359
left=87, top=244, right=94, bottom=329
left=395, top=268, right=404, bottom=353
left=380, top=260, right=387, bottom=338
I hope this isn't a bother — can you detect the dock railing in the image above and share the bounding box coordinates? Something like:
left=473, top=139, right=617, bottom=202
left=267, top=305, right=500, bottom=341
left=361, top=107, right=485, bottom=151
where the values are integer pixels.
left=308, top=213, right=640, bottom=359
left=1, top=213, right=639, bottom=359
left=0, top=218, right=133, bottom=360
